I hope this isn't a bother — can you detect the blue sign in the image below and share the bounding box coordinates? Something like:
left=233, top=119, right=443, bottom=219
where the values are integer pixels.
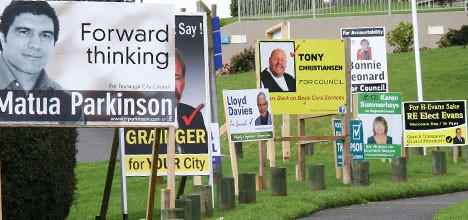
left=221, top=36, right=230, bottom=44
left=333, top=119, right=343, bottom=167
left=333, top=119, right=365, bottom=168
left=350, top=120, right=365, bottom=161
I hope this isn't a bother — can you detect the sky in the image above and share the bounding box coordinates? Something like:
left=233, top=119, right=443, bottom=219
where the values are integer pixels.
left=142, top=0, right=232, bottom=18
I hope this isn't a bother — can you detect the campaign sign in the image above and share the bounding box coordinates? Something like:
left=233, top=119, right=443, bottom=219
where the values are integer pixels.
left=333, top=119, right=365, bottom=167
left=0, top=1, right=176, bottom=126
left=403, top=100, right=467, bottom=147
left=257, top=39, right=346, bottom=115
left=358, top=92, right=402, bottom=159
left=333, top=119, right=343, bottom=167
left=121, top=14, right=211, bottom=176
left=350, top=120, right=365, bottom=161
left=341, top=27, right=388, bottom=93
left=223, top=89, right=274, bottom=142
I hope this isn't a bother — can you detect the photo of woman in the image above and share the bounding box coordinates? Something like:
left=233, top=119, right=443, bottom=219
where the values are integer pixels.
left=367, top=116, right=392, bottom=144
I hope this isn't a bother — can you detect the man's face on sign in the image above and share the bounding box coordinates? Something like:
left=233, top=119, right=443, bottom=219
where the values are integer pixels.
left=175, top=57, right=185, bottom=106
left=268, top=49, right=287, bottom=78
left=0, top=13, right=55, bottom=77
left=257, top=96, right=268, bottom=118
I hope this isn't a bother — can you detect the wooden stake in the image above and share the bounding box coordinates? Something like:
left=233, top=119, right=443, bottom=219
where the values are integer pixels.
left=259, top=140, right=267, bottom=190
left=98, top=128, right=120, bottom=220
left=145, top=127, right=162, bottom=220
left=167, top=127, right=176, bottom=208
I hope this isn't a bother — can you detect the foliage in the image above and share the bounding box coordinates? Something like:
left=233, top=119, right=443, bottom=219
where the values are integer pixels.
left=1, top=128, right=78, bottom=220
left=228, top=46, right=256, bottom=74
left=437, top=25, right=468, bottom=48
left=387, top=21, right=414, bottom=53
left=216, top=63, right=232, bottom=76
left=230, top=0, right=238, bottom=17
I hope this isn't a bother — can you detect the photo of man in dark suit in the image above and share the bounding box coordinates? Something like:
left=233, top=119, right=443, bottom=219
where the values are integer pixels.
left=174, top=48, right=208, bottom=154
left=260, top=48, right=296, bottom=92
left=453, top=128, right=465, bottom=144
left=0, top=1, right=85, bottom=125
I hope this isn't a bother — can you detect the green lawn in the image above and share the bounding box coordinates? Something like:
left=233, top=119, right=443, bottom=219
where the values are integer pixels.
left=67, top=46, right=468, bottom=220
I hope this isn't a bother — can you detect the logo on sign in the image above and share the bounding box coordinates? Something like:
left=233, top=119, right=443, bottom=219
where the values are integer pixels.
left=352, top=123, right=361, bottom=140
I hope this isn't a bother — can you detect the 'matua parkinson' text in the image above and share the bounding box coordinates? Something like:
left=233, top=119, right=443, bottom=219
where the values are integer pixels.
left=0, top=91, right=172, bottom=116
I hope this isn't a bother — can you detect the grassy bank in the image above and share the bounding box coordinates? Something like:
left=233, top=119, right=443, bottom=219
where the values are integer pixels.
left=67, top=46, right=468, bottom=219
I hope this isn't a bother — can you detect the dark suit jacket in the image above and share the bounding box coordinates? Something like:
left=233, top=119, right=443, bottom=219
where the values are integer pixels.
left=260, top=68, right=296, bottom=92
left=158, top=102, right=208, bottom=154
left=175, top=102, right=208, bottom=154
left=453, top=136, right=465, bottom=144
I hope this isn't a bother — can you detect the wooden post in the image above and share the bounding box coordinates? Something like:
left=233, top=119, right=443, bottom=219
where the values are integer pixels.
left=352, top=160, right=370, bottom=186
left=465, top=146, right=468, bottom=166
left=238, top=173, right=256, bottom=203
left=392, top=156, right=407, bottom=182
left=282, top=114, right=291, bottom=161
left=305, top=143, right=314, bottom=155
left=217, top=177, right=235, bottom=211
left=432, top=151, right=447, bottom=175
left=259, top=140, right=267, bottom=190
left=180, top=194, right=201, bottom=220
left=161, top=208, right=184, bottom=220
left=193, top=185, right=213, bottom=218
left=161, top=188, right=171, bottom=209
left=309, top=164, right=326, bottom=190
left=453, top=146, right=460, bottom=163
left=145, top=127, right=162, bottom=220
left=223, top=90, right=239, bottom=195
left=166, top=127, right=176, bottom=208
left=175, top=198, right=192, bottom=220
left=342, top=39, right=352, bottom=185
left=97, top=128, right=120, bottom=220
left=267, top=139, right=276, bottom=167
left=297, top=117, right=306, bottom=181
left=176, top=176, right=187, bottom=199
left=270, top=167, right=287, bottom=196
left=234, top=142, right=243, bottom=159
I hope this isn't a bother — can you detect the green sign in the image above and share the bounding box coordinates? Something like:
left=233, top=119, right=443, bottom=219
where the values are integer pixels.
left=364, top=144, right=401, bottom=159
left=231, top=131, right=274, bottom=142
left=358, top=92, right=402, bottom=114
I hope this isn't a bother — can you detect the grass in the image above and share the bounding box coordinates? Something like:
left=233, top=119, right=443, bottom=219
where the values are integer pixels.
left=434, top=199, right=468, bottom=219
left=67, top=46, right=468, bottom=220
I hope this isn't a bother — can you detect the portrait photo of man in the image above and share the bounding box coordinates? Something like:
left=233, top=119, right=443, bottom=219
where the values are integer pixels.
left=0, top=1, right=85, bottom=125
left=260, top=47, right=296, bottom=92
left=174, top=48, right=208, bottom=154
left=255, top=91, right=272, bottom=126
left=453, top=128, right=465, bottom=144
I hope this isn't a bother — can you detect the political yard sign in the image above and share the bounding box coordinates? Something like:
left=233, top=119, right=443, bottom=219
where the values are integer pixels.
left=333, top=119, right=365, bottom=167
left=0, top=1, right=175, bottom=126
left=257, top=39, right=347, bottom=115
left=341, top=27, right=388, bottom=93
left=121, top=14, right=211, bottom=176
left=403, top=100, right=467, bottom=147
left=223, top=89, right=274, bottom=142
left=358, top=92, right=402, bottom=159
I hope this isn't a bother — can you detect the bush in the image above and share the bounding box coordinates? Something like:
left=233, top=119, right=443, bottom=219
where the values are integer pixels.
left=1, top=127, right=78, bottom=220
left=437, top=25, right=468, bottom=48
left=230, top=0, right=238, bottom=17
left=229, top=46, right=255, bottom=74
left=387, top=21, right=414, bottom=53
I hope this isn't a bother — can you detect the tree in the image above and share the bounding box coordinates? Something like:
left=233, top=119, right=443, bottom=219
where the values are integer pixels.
left=1, top=128, right=78, bottom=220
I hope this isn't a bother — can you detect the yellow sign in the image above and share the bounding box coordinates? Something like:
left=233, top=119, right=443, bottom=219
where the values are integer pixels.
left=124, top=154, right=209, bottom=176
left=257, top=39, right=347, bottom=114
